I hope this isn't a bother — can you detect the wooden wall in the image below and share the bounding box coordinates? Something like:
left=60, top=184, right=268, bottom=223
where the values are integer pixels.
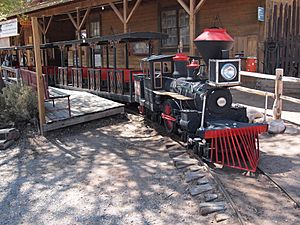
left=101, top=0, right=158, bottom=68
left=198, top=0, right=265, bottom=71
left=25, top=0, right=268, bottom=71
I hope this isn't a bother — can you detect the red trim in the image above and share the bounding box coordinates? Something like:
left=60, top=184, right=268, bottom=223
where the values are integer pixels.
left=173, top=53, right=189, bottom=61
left=204, top=125, right=268, bottom=139
left=204, top=124, right=268, bottom=172
left=161, top=113, right=177, bottom=122
left=194, top=28, right=234, bottom=42
left=187, top=60, right=200, bottom=68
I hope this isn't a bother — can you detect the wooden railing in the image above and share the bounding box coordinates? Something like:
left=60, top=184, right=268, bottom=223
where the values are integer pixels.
left=57, top=67, right=141, bottom=102
left=232, top=69, right=300, bottom=120
left=19, top=68, right=49, bottom=99
left=0, top=66, right=20, bottom=84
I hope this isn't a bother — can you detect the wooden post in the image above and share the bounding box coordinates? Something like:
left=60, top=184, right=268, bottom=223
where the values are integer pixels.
left=31, top=17, right=46, bottom=135
left=177, top=0, right=206, bottom=55
left=273, top=68, right=283, bottom=120
left=189, top=0, right=196, bottom=55
left=123, top=0, right=128, bottom=33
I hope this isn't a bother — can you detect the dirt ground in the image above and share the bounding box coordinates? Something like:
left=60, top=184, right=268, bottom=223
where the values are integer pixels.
left=0, top=114, right=236, bottom=225
left=1, top=107, right=300, bottom=224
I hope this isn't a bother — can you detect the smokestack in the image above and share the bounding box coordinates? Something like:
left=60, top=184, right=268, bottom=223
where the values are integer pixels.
left=194, top=28, right=234, bottom=65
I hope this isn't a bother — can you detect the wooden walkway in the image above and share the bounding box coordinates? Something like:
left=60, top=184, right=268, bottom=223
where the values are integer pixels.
left=44, top=87, right=124, bottom=132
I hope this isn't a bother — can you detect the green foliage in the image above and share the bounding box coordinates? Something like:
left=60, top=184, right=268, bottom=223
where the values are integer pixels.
left=0, top=0, right=25, bottom=20
left=0, top=84, right=37, bottom=127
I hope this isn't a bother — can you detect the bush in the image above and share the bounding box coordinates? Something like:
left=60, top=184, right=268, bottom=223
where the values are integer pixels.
left=0, top=84, right=38, bottom=127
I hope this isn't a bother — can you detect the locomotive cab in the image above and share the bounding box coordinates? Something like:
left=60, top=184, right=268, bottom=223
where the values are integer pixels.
left=135, top=55, right=174, bottom=113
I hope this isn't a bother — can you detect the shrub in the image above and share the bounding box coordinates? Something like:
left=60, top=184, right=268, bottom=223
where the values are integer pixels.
left=0, top=84, right=38, bottom=127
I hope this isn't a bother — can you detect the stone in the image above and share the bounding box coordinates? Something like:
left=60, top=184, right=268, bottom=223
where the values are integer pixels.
left=169, top=150, right=186, bottom=158
left=189, top=184, right=213, bottom=196
left=0, top=139, right=15, bottom=150
left=174, top=158, right=199, bottom=169
left=172, top=153, right=190, bottom=160
left=188, top=165, right=205, bottom=172
left=0, top=128, right=20, bottom=141
left=197, top=177, right=210, bottom=185
left=200, top=202, right=226, bottom=215
left=176, top=163, right=191, bottom=169
left=215, top=213, right=230, bottom=223
left=185, top=171, right=205, bottom=183
left=268, top=119, right=286, bottom=134
left=204, top=193, right=218, bottom=202
left=199, top=202, right=226, bottom=208
left=247, top=109, right=264, bottom=123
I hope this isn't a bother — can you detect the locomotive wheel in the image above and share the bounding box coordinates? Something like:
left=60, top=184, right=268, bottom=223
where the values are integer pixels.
left=162, top=99, right=179, bottom=134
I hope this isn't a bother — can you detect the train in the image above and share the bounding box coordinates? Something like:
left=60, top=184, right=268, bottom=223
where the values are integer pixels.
left=0, top=28, right=268, bottom=172
left=133, top=28, right=268, bottom=172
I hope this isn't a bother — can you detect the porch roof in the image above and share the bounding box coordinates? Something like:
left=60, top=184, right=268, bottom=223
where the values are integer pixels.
left=0, top=32, right=168, bottom=51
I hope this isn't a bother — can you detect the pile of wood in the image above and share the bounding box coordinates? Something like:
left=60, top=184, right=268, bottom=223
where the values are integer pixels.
left=0, top=128, right=19, bottom=150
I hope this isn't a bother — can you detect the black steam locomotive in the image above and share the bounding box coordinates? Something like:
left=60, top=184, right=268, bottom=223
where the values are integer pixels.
left=134, top=28, right=268, bottom=172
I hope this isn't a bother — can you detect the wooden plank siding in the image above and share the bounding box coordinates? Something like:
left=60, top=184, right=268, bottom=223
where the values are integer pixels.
left=22, top=0, right=268, bottom=71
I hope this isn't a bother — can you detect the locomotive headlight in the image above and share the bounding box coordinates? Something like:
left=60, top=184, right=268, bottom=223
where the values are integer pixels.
left=221, top=63, right=237, bottom=81
left=217, top=97, right=227, bottom=107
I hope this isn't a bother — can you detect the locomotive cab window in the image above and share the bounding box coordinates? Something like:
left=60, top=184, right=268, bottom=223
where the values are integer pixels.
left=153, top=62, right=163, bottom=89
left=163, top=61, right=172, bottom=75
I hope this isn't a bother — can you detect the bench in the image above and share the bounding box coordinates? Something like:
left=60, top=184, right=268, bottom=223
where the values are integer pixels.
left=45, top=88, right=71, bottom=117
left=20, top=68, right=71, bottom=117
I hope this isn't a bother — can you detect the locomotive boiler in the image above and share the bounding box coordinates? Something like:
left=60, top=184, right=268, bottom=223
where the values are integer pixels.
left=134, top=28, right=268, bottom=172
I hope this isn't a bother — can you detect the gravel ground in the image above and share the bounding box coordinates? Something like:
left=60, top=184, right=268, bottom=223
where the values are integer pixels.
left=0, top=114, right=233, bottom=225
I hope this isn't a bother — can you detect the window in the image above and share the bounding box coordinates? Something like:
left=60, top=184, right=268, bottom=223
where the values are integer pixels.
left=161, top=9, right=189, bottom=48
left=90, top=21, right=100, bottom=37
left=153, top=62, right=162, bottom=89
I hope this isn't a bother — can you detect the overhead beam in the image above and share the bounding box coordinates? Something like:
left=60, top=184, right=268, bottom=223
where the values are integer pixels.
left=126, top=0, right=142, bottom=23
left=78, top=7, right=91, bottom=30
left=45, top=15, right=53, bottom=34
left=195, top=0, right=206, bottom=14
left=31, top=0, right=123, bottom=17
left=109, top=2, right=125, bottom=23
left=67, top=13, right=78, bottom=29
left=38, top=22, right=44, bottom=34
left=177, top=0, right=191, bottom=15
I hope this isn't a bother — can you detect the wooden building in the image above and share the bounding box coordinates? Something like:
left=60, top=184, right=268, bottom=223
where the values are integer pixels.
left=2, top=0, right=299, bottom=74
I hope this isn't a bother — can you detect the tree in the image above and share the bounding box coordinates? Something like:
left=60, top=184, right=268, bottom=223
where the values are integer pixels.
left=0, top=0, right=25, bottom=20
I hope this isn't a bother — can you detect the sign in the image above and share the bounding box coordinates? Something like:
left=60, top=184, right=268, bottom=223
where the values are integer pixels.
left=0, top=18, right=18, bottom=39
left=131, top=42, right=150, bottom=55
left=258, top=7, right=265, bottom=22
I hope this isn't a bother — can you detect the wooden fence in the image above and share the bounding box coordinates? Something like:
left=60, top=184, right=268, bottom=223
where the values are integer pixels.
left=233, top=69, right=300, bottom=121
left=264, top=0, right=300, bottom=77
left=0, top=66, right=20, bottom=84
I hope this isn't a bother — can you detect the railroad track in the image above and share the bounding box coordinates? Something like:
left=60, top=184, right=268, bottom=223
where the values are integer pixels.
left=125, top=107, right=299, bottom=224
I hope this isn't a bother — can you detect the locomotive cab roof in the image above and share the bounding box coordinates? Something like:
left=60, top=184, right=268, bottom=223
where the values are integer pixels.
left=141, top=55, right=174, bottom=62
